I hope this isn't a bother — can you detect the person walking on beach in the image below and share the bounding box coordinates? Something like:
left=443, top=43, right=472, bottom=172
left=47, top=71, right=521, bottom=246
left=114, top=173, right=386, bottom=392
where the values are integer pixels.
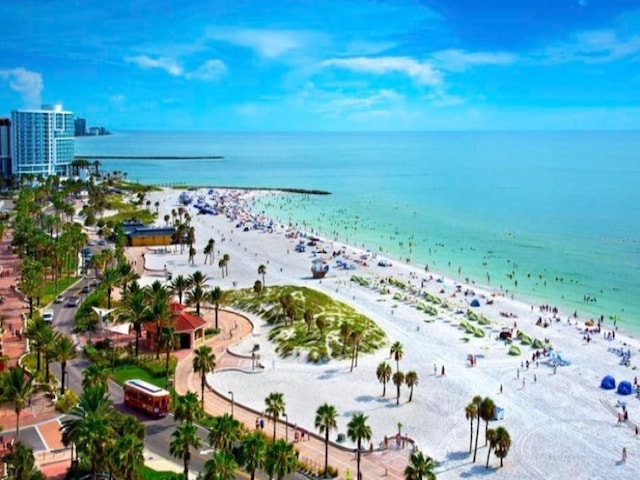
left=622, top=447, right=627, bottom=463
left=441, top=365, right=446, bottom=377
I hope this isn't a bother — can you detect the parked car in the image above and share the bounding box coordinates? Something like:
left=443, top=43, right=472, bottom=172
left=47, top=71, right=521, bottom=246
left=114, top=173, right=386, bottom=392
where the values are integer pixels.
left=42, top=309, right=54, bottom=323
left=66, top=296, right=80, bottom=307
left=81, top=285, right=91, bottom=293
left=54, top=294, right=65, bottom=304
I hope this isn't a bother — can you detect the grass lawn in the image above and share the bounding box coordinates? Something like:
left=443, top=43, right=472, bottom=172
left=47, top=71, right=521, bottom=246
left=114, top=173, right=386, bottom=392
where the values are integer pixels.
left=41, top=276, right=81, bottom=305
left=141, top=466, right=182, bottom=480
left=111, top=365, right=167, bottom=389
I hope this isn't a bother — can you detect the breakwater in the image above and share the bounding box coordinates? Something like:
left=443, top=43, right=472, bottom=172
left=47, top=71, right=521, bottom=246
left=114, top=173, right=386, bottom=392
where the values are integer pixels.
left=76, top=155, right=224, bottom=160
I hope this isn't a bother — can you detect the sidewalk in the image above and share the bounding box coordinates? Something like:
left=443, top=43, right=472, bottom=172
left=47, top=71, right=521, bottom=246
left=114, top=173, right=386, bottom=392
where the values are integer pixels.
left=173, top=308, right=410, bottom=480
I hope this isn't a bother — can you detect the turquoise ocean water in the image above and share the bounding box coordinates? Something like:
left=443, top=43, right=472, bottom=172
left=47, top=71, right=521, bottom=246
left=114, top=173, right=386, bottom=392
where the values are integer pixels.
left=76, top=131, right=640, bottom=331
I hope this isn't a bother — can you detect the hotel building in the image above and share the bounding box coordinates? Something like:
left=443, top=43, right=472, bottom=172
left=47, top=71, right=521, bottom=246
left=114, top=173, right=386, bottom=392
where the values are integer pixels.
left=11, top=104, right=75, bottom=177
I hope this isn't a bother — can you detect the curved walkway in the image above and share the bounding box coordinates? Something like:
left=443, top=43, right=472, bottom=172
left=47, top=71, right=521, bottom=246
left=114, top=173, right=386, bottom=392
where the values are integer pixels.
left=173, top=308, right=410, bottom=480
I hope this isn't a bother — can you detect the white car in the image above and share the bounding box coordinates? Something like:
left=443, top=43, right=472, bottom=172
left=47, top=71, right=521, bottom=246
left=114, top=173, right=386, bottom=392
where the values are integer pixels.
left=42, top=309, right=54, bottom=324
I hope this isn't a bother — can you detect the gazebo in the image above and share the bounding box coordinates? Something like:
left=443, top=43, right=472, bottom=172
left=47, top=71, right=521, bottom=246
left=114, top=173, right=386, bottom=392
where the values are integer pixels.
left=146, top=303, right=207, bottom=350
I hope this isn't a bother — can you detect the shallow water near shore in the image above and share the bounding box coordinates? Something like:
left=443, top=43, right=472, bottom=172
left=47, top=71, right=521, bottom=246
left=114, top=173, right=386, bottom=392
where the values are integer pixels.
left=77, top=131, right=640, bottom=331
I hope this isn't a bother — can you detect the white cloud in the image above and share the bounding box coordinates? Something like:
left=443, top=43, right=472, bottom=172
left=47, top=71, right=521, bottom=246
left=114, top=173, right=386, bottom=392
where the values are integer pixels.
left=125, top=55, right=184, bottom=76
left=0, top=67, right=43, bottom=107
left=320, top=56, right=442, bottom=86
left=431, top=49, right=517, bottom=72
left=186, top=59, right=227, bottom=80
left=537, top=29, right=640, bottom=64
left=207, top=28, right=309, bottom=58
left=125, top=55, right=226, bottom=82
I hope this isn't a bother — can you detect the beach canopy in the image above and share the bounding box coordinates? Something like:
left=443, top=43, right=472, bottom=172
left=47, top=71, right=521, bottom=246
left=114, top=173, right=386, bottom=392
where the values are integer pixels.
left=600, top=375, right=616, bottom=390
left=617, top=380, right=633, bottom=395
left=470, top=299, right=481, bottom=307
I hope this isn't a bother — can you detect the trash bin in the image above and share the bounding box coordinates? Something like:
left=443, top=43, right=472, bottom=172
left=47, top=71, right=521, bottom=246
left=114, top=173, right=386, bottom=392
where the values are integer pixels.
left=337, top=433, right=345, bottom=443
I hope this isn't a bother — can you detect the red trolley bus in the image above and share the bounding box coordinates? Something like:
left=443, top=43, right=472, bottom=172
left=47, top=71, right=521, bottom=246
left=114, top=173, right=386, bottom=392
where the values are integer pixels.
left=123, top=379, right=170, bottom=418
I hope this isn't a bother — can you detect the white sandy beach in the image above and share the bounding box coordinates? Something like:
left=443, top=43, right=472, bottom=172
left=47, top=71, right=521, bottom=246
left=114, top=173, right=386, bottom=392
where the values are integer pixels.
left=140, top=187, right=640, bottom=479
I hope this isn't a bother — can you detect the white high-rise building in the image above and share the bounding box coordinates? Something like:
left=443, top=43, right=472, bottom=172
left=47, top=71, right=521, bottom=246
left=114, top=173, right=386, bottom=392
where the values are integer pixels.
left=11, top=104, right=75, bottom=177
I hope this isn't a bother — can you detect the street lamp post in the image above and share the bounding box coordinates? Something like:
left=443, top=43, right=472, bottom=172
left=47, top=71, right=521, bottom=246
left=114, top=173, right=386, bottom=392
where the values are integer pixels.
left=283, top=412, right=288, bottom=442
left=228, top=391, right=234, bottom=418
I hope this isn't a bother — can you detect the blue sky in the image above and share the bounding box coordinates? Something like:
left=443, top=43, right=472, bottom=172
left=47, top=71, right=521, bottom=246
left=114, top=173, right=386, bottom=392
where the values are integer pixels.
left=1, top=0, right=639, bottom=130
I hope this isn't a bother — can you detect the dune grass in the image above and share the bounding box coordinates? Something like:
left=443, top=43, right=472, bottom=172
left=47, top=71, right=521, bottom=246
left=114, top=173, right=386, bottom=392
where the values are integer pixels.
left=227, top=285, right=387, bottom=363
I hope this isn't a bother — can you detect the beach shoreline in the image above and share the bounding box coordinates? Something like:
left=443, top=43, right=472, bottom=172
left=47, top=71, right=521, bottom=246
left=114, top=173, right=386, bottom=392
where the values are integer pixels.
left=139, top=186, right=640, bottom=478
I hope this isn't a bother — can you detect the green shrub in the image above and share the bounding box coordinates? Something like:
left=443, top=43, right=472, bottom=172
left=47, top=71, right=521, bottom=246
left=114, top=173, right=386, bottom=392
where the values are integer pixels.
left=520, top=335, right=532, bottom=346
left=467, top=310, right=479, bottom=322
left=55, top=389, right=79, bottom=413
left=508, top=345, right=521, bottom=356
left=473, top=327, right=485, bottom=338
left=478, top=315, right=490, bottom=325
left=424, top=305, right=438, bottom=316
left=532, top=338, right=544, bottom=349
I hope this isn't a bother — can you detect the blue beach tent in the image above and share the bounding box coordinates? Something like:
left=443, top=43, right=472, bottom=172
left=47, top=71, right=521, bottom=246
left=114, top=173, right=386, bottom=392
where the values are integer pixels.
left=618, top=380, right=633, bottom=395
left=470, top=299, right=481, bottom=307
left=601, top=375, right=616, bottom=390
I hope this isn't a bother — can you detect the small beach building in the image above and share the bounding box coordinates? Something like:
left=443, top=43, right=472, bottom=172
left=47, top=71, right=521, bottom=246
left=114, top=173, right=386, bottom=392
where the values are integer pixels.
left=146, top=303, right=207, bottom=350
left=122, top=220, right=175, bottom=247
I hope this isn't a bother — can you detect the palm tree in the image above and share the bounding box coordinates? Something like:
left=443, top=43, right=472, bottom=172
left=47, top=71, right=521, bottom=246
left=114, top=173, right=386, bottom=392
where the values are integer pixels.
left=222, top=253, right=230, bottom=276
left=2, top=441, right=46, bottom=480
left=376, top=362, right=392, bottom=397
left=339, top=321, right=352, bottom=356
left=258, top=264, right=267, bottom=288
left=239, top=431, right=267, bottom=480
left=493, top=426, right=511, bottom=468
left=315, top=403, right=338, bottom=478
left=204, top=450, right=238, bottom=480
left=101, top=267, right=122, bottom=310
left=170, top=422, right=202, bottom=480
left=207, top=286, right=225, bottom=329
left=172, top=391, right=202, bottom=425
left=392, top=371, right=405, bottom=405
left=158, top=326, right=179, bottom=389
left=39, top=326, right=59, bottom=383
left=479, top=397, right=496, bottom=446
left=188, top=270, right=209, bottom=289
left=404, top=450, right=436, bottom=480
left=405, top=371, right=418, bottom=402
left=485, top=428, right=497, bottom=468
left=169, top=274, right=190, bottom=304
left=265, top=439, right=298, bottom=480
left=346, top=413, right=372, bottom=480
left=61, top=386, right=118, bottom=480
left=186, top=284, right=207, bottom=317
left=24, top=316, right=48, bottom=373
left=120, top=287, right=149, bottom=357
left=1, top=367, right=34, bottom=437
left=464, top=401, right=477, bottom=454
left=193, top=345, right=216, bottom=407
left=265, top=392, right=286, bottom=441
left=112, top=433, right=145, bottom=480
left=390, top=341, right=404, bottom=373
left=51, top=334, right=78, bottom=394
left=471, top=395, right=483, bottom=462
left=218, top=258, right=226, bottom=278
left=82, top=363, right=110, bottom=393
left=208, top=413, right=242, bottom=454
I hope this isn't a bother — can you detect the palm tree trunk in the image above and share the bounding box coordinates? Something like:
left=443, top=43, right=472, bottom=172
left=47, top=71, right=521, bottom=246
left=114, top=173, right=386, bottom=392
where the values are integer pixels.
left=165, top=350, right=171, bottom=389
left=61, top=361, right=67, bottom=394
left=273, top=418, right=277, bottom=441
left=382, top=381, right=386, bottom=397
left=324, top=430, right=329, bottom=478
left=484, top=421, right=489, bottom=446
left=486, top=445, right=492, bottom=468
left=135, top=324, right=140, bottom=357
left=469, top=419, right=474, bottom=453
left=201, top=374, right=206, bottom=407
left=473, top=413, right=481, bottom=462
left=409, top=386, right=413, bottom=402
left=15, top=410, right=20, bottom=438
left=356, top=441, right=362, bottom=480
left=183, top=451, right=189, bottom=480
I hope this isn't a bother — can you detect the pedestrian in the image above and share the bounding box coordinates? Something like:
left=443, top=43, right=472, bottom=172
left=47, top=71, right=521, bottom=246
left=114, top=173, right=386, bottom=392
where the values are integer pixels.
left=441, top=365, right=446, bottom=377
left=517, top=368, right=520, bottom=379
left=260, top=418, right=265, bottom=430
left=534, top=374, right=537, bottom=383
left=500, top=384, right=503, bottom=394
left=622, top=447, right=627, bottom=463
left=522, top=378, right=526, bottom=389
left=433, top=363, right=437, bottom=375
left=256, top=417, right=260, bottom=429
